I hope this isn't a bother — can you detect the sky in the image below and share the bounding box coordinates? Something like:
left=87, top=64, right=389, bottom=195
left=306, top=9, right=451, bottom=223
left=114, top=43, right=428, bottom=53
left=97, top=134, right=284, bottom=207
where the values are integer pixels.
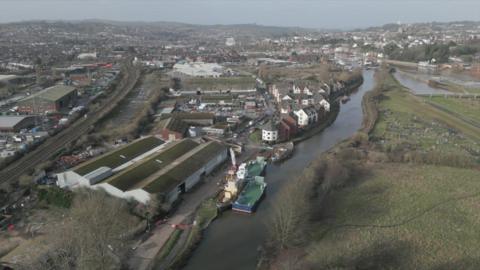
left=1, top=0, right=479, bottom=30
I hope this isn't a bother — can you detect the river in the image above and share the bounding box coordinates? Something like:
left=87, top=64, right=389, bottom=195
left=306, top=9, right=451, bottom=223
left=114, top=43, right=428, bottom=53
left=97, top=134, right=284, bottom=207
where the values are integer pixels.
left=393, top=70, right=451, bottom=95
left=182, top=70, right=376, bottom=270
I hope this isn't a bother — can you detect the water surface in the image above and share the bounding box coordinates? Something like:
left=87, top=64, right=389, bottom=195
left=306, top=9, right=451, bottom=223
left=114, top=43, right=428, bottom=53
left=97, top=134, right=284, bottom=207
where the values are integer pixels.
left=183, top=70, right=376, bottom=270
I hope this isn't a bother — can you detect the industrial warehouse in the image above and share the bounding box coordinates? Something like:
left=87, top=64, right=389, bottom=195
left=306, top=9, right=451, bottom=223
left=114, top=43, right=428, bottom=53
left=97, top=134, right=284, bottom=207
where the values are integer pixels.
left=56, top=136, right=227, bottom=204
left=17, top=84, right=78, bottom=114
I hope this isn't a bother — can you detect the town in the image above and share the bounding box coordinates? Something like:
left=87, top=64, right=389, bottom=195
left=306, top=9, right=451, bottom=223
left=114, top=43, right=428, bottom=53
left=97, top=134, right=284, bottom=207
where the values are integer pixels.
left=0, top=8, right=480, bottom=270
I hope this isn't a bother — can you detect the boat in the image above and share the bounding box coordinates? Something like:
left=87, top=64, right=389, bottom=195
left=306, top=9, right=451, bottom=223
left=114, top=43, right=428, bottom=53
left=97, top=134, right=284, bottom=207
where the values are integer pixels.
left=232, top=176, right=267, bottom=214
left=271, top=142, right=294, bottom=163
left=216, top=148, right=243, bottom=211
left=216, top=171, right=244, bottom=211
left=236, top=156, right=267, bottom=180
left=341, top=95, right=350, bottom=104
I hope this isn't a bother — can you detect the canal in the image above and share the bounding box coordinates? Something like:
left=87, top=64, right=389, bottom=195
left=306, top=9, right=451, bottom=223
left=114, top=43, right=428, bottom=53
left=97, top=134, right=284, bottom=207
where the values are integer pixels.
left=182, top=70, right=376, bottom=270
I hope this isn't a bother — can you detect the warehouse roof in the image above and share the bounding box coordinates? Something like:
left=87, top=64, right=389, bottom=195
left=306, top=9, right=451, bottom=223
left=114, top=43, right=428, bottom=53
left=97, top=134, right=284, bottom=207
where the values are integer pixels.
left=106, top=139, right=199, bottom=192
left=0, top=116, right=30, bottom=128
left=142, top=141, right=225, bottom=194
left=23, top=85, right=77, bottom=102
left=74, top=136, right=164, bottom=176
left=163, top=117, right=189, bottom=134
left=0, top=75, right=18, bottom=82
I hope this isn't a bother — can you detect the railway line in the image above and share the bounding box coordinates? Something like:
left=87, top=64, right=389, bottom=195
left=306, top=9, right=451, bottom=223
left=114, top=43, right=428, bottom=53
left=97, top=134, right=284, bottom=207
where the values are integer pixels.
left=0, top=63, right=141, bottom=186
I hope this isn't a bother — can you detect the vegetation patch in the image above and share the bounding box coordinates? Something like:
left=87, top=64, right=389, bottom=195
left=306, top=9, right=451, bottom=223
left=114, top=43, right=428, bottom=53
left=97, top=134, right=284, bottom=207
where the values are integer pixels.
left=307, top=163, right=480, bottom=270
left=38, top=186, right=73, bottom=208
left=248, top=129, right=262, bottom=144
left=156, top=229, right=183, bottom=262
left=425, top=96, right=480, bottom=124
left=371, top=71, right=480, bottom=164
left=183, top=76, right=256, bottom=90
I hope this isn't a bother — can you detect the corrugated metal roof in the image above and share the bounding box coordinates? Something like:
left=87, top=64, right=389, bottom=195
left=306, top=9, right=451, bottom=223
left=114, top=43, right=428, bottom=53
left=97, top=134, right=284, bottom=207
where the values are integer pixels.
left=23, top=85, right=77, bottom=102
left=0, top=116, right=28, bottom=128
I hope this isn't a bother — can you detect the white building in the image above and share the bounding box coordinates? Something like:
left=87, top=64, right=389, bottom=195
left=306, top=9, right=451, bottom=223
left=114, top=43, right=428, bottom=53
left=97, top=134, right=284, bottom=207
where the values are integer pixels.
left=319, top=99, right=330, bottom=112
left=172, top=62, right=224, bottom=77
left=77, top=52, right=97, bottom=60
left=226, top=37, right=236, bottom=47
left=293, top=109, right=309, bottom=127
left=293, top=106, right=318, bottom=128
left=262, top=121, right=279, bottom=143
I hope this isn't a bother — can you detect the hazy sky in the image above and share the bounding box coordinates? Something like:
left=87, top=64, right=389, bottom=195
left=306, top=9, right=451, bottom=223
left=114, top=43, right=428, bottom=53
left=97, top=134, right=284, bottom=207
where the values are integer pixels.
left=1, top=0, right=480, bottom=29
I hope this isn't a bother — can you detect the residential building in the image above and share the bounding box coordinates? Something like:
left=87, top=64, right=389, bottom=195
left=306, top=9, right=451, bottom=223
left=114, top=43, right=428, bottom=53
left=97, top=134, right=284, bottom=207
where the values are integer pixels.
left=262, top=121, right=279, bottom=143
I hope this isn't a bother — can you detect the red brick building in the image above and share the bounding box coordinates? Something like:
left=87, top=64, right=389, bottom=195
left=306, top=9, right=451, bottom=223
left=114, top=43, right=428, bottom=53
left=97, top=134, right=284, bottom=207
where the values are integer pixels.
left=279, top=115, right=299, bottom=141
left=159, top=117, right=188, bottom=141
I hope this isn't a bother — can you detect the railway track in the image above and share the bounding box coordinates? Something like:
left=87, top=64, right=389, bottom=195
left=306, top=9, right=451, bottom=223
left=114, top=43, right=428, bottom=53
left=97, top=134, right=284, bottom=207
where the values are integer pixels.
left=0, top=63, right=141, bottom=185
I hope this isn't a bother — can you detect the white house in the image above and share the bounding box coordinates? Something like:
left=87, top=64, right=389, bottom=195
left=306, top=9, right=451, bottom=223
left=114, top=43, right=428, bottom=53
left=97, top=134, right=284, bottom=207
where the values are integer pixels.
left=262, top=121, right=279, bottom=143
left=319, top=99, right=330, bottom=112
left=294, top=109, right=309, bottom=127
left=270, top=84, right=281, bottom=103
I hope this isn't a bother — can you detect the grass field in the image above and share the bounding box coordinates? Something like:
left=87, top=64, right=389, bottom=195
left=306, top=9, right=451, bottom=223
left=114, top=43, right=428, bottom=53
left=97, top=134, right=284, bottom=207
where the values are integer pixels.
left=248, top=129, right=262, bottom=144
left=371, top=74, right=480, bottom=160
left=307, top=163, right=480, bottom=269
left=425, top=96, right=480, bottom=124
left=183, top=76, right=256, bottom=90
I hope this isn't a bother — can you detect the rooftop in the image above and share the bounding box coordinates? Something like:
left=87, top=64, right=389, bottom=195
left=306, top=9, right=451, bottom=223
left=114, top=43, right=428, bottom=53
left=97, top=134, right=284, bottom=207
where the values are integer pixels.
left=0, top=116, right=31, bottom=128
left=163, top=117, right=189, bottom=134
left=74, top=136, right=164, bottom=176
left=105, top=139, right=199, bottom=192
left=23, top=85, right=77, bottom=102
left=0, top=75, right=18, bottom=82
left=142, top=141, right=225, bottom=193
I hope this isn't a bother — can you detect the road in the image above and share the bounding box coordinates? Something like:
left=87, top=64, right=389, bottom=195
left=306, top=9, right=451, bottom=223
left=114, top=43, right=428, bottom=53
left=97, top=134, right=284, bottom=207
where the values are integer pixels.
left=128, top=147, right=257, bottom=270
left=0, top=62, right=141, bottom=189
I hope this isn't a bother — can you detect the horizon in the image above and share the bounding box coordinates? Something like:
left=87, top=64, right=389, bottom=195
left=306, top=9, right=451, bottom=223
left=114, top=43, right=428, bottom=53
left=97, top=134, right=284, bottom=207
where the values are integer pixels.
left=1, top=0, right=480, bottom=30
left=3, top=17, right=480, bottom=32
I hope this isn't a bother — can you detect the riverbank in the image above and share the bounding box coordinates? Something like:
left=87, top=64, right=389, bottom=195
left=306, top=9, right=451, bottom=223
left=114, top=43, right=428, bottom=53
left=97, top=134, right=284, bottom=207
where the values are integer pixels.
left=292, top=75, right=364, bottom=144
left=182, top=70, right=375, bottom=270
left=264, top=67, right=480, bottom=269
left=153, top=199, right=218, bottom=269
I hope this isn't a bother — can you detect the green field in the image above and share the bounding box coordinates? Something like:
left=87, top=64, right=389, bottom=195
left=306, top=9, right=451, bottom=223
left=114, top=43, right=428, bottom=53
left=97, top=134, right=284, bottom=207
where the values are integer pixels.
left=248, top=130, right=262, bottom=144
left=183, top=76, right=256, bottom=90
left=425, top=96, right=480, bottom=124
left=371, top=74, right=480, bottom=160
left=307, top=163, right=480, bottom=269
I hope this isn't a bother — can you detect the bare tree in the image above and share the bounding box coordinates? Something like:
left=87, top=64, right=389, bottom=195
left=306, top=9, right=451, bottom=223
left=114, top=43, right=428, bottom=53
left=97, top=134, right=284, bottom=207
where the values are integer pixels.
left=268, top=177, right=311, bottom=249
left=31, top=189, right=140, bottom=270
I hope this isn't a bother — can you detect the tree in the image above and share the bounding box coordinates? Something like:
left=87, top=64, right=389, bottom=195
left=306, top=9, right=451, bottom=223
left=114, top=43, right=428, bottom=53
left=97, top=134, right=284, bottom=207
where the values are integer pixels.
left=383, top=43, right=400, bottom=57
left=33, top=189, right=140, bottom=270
left=268, top=177, right=310, bottom=249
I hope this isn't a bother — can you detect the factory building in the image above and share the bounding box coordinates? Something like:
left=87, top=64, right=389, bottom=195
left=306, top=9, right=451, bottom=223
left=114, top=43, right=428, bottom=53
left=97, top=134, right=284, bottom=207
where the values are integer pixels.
left=0, top=116, right=36, bottom=132
left=17, top=85, right=77, bottom=114
left=57, top=137, right=227, bottom=205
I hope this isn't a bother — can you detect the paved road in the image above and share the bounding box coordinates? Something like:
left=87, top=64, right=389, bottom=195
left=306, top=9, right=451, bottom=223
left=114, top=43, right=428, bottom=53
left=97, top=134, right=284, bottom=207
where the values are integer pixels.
left=128, top=148, right=257, bottom=270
